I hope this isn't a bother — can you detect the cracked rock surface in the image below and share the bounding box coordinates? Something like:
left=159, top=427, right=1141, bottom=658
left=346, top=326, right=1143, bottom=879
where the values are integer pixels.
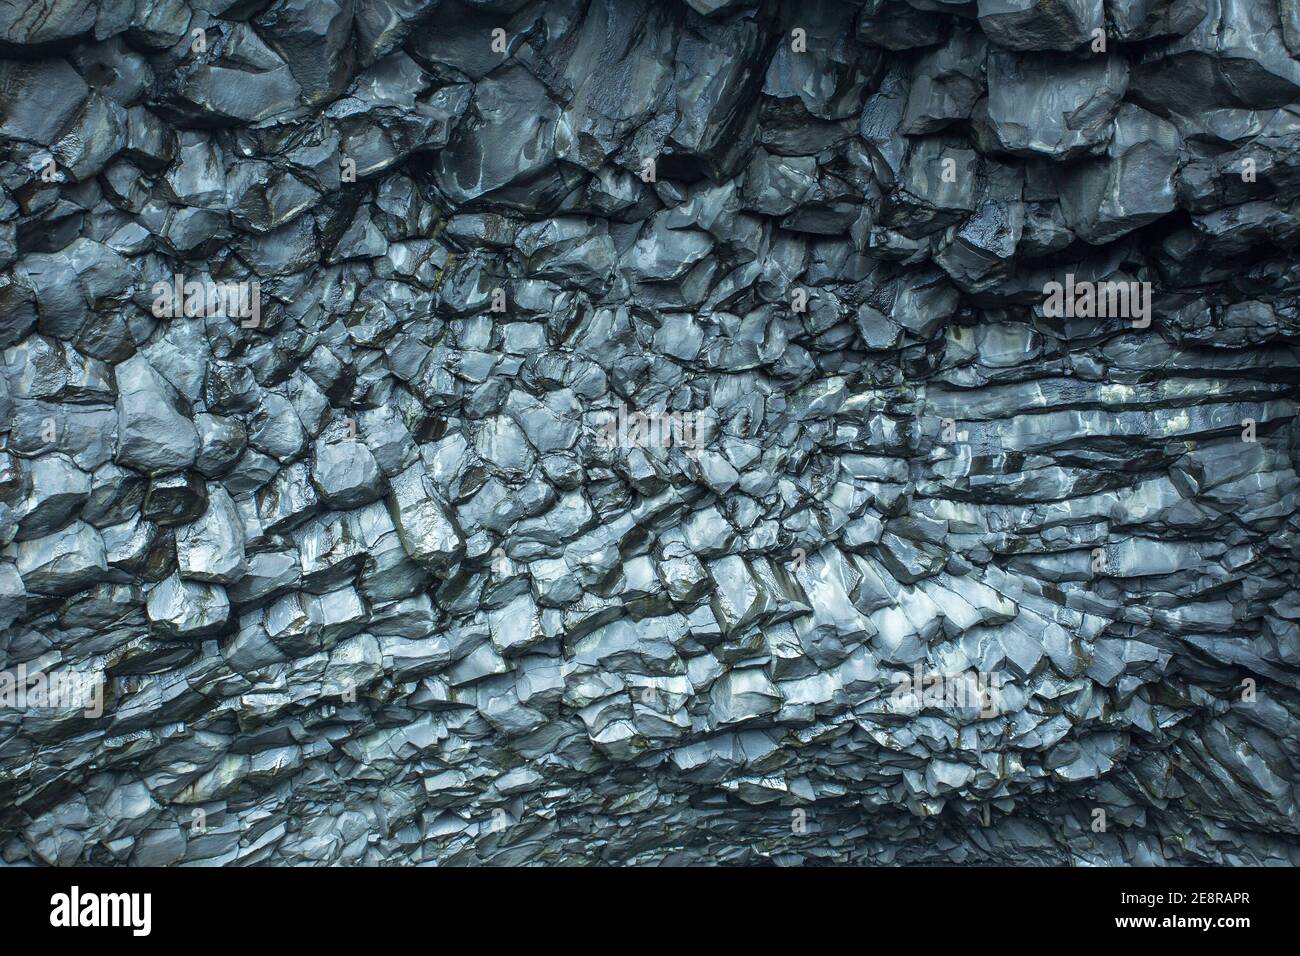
left=1, top=0, right=1299, bottom=866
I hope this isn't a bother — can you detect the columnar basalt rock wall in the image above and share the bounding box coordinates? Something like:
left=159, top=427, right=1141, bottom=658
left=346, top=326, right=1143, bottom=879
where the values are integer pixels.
left=0, top=0, right=1298, bottom=866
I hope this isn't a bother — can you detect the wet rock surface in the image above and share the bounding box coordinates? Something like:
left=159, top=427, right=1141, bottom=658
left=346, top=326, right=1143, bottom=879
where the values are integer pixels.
left=1, top=0, right=1299, bottom=866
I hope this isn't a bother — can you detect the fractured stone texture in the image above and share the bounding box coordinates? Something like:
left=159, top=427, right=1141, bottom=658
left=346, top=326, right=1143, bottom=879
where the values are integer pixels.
left=0, top=0, right=1299, bottom=866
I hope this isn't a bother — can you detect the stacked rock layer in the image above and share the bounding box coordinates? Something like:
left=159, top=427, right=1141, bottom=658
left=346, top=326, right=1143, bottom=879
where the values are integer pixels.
left=1, top=0, right=1298, bottom=865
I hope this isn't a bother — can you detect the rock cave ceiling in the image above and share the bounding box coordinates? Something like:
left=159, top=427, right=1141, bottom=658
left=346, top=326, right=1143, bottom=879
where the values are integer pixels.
left=0, top=0, right=1298, bottom=866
